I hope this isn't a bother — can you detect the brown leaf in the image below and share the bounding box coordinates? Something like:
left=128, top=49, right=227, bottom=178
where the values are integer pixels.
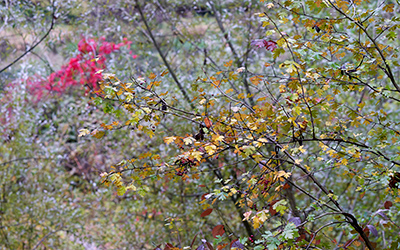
left=205, top=242, right=214, bottom=250
left=384, top=200, right=393, bottom=209
left=201, top=208, right=213, bottom=217
left=212, top=225, right=225, bottom=238
left=190, top=233, right=198, bottom=248
left=283, top=183, right=290, bottom=190
left=204, top=117, right=212, bottom=128
left=269, top=200, right=278, bottom=216
left=164, top=243, right=173, bottom=250
left=389, top=172, right=400, bottom=189
left=195, top=130, right=204, bottom=141
left=216, top=243, right=228, bottom=250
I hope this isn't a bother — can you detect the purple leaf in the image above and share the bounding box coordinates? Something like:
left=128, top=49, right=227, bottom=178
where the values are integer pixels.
left=251, top=39, right=266, bottom=48
left=367, top=224, right=378, bottom=237
left=375, top=209, right=388, bottom=219
left=288, top=217, right=302, bottom=227
left=231, top=240, right=245, bottom=249
left=251, top=39, right=277, bottom=52
left=196, top=244, right=205, bottom=250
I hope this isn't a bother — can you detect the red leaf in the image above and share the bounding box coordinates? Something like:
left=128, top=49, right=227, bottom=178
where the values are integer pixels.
left=264, top=40, right=277, bottom=52
left=190, top=233, right=198, bottom=248
left=206, top=242, right=214, bottom=250
left=204, top=117, right=212, bottom=128
left=251, top=39, right=277, bottom=52
left=201, top=193, right=209, bottom=200
left=269, top=200, right=278, bottom=216
left=199, top=184, right=206, bottom=187
left=384, top=200, right=393, bottom=209
left=212, top=225, right=225, bottom=238
left=201, top=208, right=213, bottom=217
left=164, top=243, right=173, bottom=250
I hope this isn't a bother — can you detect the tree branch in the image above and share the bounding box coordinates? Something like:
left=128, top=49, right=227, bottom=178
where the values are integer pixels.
left=135, top=1, right=195, bottom=110
left=0, top=5, right=56, bottom=75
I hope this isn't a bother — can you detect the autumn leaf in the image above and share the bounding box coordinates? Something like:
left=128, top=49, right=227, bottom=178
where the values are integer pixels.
left=164, top=136, right=176, bottom=144
left=384, top=201, right=393, bottom=209
left=161, top=70, right=169, bottom=76
left=149, top=73, right=156, bottom=79
left=243, top=211, right=252, bottom=221
left=183, top=136, right=196, bottom=145
left=91, top=130, right=105, bottom=139
left=204, top=117, right=212, bottom=128
left=201, top=208, right=213, bottom=217
left=78, top=128, right=90, bottom=137
left=212, top=225, right=225, bottom=238
left=224, top=60, right=233, bottom=67
left=251, top=39, right=277, bottom=51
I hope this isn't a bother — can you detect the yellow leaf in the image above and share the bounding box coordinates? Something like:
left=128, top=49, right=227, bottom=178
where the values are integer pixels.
left=183, top=137, right=195, bottom=145
left=281, top=145, right=289, bottom=152
left=91, top=130, right=105, bottom=139
left=212, top=134, right=224, bottom=143
left=252, top=216, right=261, bottom=229
left=191, top=151, right=204, bottom=161
left=258, top=211, right=268, bottom=223
left=258, top=138, right=269, bottom=143
left=298, top=145, right=306, bottom=153
left=164, top=136, right=176, bottom=144
left=78, top=128, right=90, bottom=137
left=383, top=4, right=394, bottom=12
left=279, top=84, right=286, bottom=93
left=249, top=75, right=262, bottom=86
left=224, top=60, right=233, bottom=67
left=276, top=170, right=291, bottom=179
left=126, top=183, right=137, bottom=191
left=142, top=107, right=151, bottom=114
left=149, top=73, right=156, bottom=79
left=205, top=144, right=217, bottom=155
left=295, top=159, right=302, bottom=165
